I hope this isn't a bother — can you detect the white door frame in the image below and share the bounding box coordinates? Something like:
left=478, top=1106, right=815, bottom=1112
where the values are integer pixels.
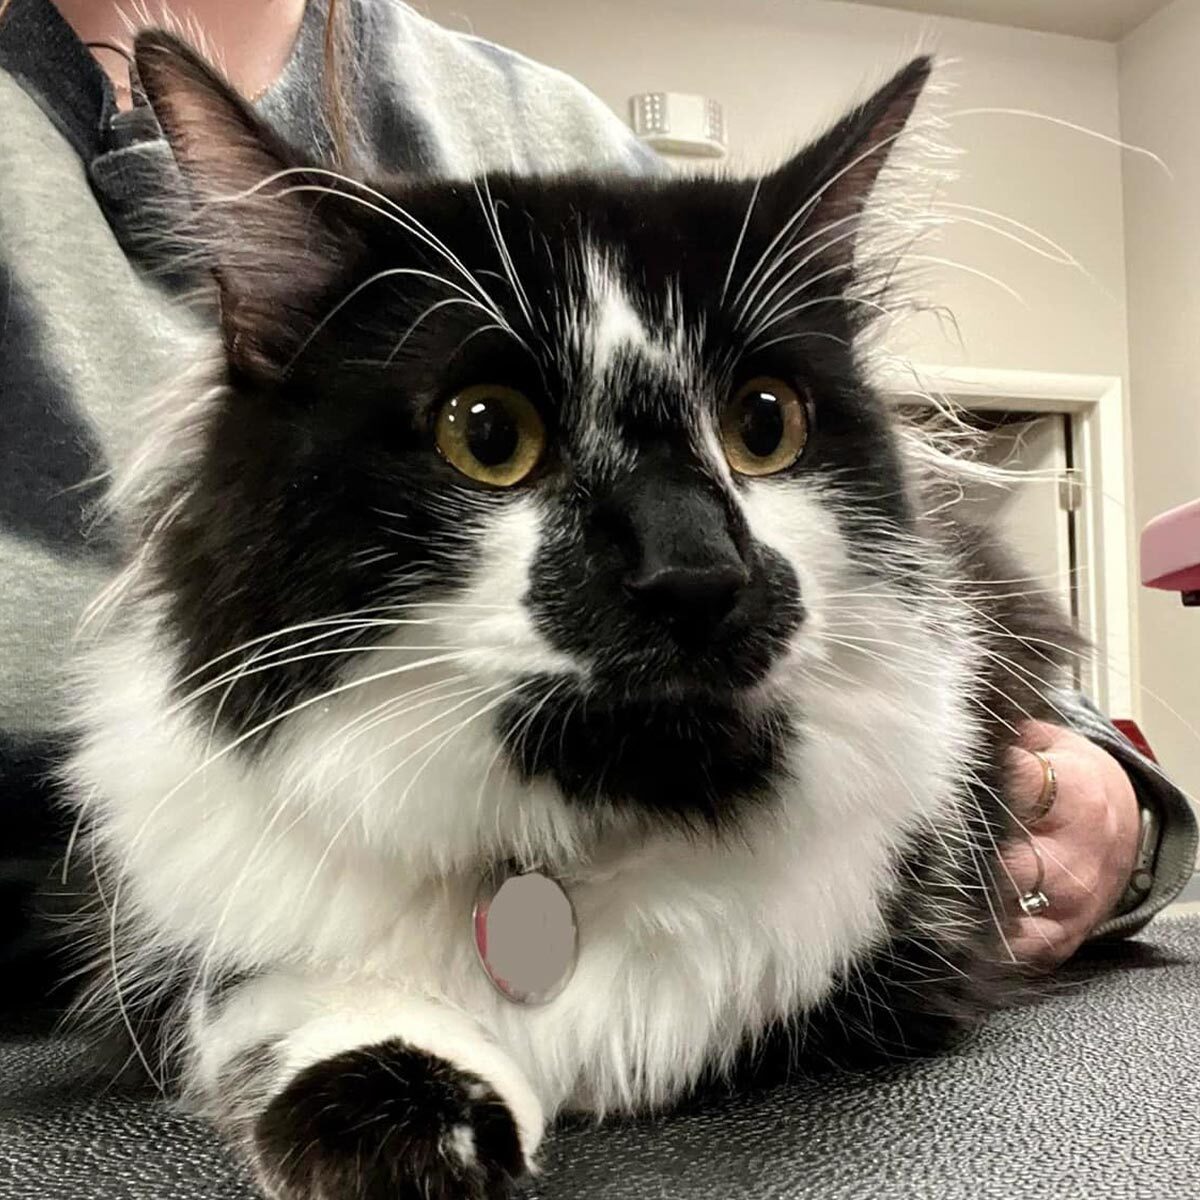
left=878, top=364, right=1135, bottom=718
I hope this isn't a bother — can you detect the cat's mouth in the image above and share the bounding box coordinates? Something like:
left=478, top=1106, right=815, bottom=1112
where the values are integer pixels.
left=537, top=587, right=804, bottom=705
left=524, top=522, right=806, bottom=716
left=585, top=645, right=785, bottom=700
left=494, top=673, right=792, bottom=821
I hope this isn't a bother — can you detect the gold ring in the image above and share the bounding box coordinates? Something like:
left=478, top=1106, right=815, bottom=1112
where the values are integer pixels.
left=1027, top=750, right=1058, bottom=825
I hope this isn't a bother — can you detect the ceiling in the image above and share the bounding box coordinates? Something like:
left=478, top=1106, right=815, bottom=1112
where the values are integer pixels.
left=844, top=0, right=1173, bottom=41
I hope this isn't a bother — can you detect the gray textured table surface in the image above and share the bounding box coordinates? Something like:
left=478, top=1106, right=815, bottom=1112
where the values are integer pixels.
left=2, top=917, right=1199, bottom=1200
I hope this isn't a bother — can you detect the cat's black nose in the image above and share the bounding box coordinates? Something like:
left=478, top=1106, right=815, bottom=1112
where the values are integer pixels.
left=599, top=451, right=751, bottom=642
left=625, top=560, right=748, bottom=638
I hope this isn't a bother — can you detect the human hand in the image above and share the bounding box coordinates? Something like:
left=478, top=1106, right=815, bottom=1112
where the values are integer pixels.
left=1000, top=720, right=1141, bottom=968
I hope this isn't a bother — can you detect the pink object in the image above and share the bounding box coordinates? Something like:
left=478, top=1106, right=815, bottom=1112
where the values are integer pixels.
left=1141, top=498, right=1200, bottom=603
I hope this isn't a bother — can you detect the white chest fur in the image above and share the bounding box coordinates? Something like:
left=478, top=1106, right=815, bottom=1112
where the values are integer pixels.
left=72, top=567, right=976, bottom=1118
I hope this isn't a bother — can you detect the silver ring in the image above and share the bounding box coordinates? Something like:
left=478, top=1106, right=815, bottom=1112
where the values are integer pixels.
left=1015, top=831, right=1050, bottom=916
left=1017, top=830, right=1046, bottom=893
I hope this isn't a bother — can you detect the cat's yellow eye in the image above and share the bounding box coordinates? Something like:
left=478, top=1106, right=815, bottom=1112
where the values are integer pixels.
left=719, top=377, right=809, bottom=477
left=434, top=385, right=546, bottom=487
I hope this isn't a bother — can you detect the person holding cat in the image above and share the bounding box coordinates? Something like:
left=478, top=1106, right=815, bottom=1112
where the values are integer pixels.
left=0, top=2, right=1196, bottom=1194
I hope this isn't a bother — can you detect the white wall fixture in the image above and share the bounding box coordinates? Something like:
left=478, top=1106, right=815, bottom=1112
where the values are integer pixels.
left=629, top=92, right=726, bottom=158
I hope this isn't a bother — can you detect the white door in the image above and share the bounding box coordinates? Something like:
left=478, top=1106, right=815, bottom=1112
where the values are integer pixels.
left=950, top=413, right=1080, bottom=687
left=953, top=414, right=1075, bottom=618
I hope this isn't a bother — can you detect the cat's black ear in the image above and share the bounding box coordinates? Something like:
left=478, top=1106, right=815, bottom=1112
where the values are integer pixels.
left=766, top=56, right=933, bottom=268
left=134, top=32, right=354, bottom=380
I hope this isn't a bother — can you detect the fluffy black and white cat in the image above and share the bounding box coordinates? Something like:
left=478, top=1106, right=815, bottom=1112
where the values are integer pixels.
left=66, top=32, right=1072, bottom=1200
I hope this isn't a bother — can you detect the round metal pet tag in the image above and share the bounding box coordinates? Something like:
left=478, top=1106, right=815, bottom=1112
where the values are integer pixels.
left=473, top=866, right=577, bottom=1006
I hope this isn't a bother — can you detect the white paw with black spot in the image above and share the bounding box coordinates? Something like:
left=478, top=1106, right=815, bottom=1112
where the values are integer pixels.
left=252, top=1040, right=526, bottom=1200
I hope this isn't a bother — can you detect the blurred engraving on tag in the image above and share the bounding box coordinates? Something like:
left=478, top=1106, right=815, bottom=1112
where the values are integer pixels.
left=473, top=868, right=577, bottom=1005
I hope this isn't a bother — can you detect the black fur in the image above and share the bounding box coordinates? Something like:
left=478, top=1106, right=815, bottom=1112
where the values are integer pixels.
left=252, top=1041, right=525, bottom=1200
left=498, top=682, right=794, bottom=827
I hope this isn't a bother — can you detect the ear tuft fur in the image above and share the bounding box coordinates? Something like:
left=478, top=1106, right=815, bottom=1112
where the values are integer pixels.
left=134, top=32, right=354, bottom=380
left=767, top=55, right=934, bottom=269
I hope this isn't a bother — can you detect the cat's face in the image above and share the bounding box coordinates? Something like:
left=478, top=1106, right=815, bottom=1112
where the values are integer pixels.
left=134, top=37, right=932, bottom=828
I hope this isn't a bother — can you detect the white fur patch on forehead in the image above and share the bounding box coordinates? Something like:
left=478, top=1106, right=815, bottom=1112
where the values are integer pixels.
left=568, top=243, right=713, bottom=474
left=582, top=245, right=658, bottom=375
left=578, top=243, right=680, bottom=379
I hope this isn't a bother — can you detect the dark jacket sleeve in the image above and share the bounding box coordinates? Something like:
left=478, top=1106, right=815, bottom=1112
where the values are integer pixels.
left=1059, top=693, right=1198, bottom=939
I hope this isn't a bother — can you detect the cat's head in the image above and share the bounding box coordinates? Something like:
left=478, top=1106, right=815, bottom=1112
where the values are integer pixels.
left=127, top=35, right=936, bottom=835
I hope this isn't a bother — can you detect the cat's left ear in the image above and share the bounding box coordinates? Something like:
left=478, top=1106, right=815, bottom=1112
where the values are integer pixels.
left=135, top=32, right=358, bottom=380
left=763, top=56, right=933, bottom=268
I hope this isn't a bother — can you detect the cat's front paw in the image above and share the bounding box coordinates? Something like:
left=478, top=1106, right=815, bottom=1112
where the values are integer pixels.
left=251, top=1041, right=526, bottom=1200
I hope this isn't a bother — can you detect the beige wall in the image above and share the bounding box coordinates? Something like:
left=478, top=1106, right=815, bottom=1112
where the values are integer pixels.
left=1120, top=0, right=1200, bottom=806
left=427, top=0, right=1129, bottom=378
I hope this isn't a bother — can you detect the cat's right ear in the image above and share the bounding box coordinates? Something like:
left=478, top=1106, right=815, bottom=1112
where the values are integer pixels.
left=759, top=56, right=933, bottom=273
left=134, top=32, right=356, bottom=380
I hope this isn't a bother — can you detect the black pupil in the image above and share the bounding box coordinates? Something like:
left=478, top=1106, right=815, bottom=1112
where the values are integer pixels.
left=739, top=391, right=785, bottom=458
left=466, top=398, right=520, bottom=466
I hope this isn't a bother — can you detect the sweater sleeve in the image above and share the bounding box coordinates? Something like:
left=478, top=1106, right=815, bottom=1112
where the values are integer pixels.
left=1056, top=693, right=1197, bottom=940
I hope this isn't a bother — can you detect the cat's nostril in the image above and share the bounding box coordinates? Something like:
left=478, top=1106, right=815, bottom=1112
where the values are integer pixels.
left=625, top=562, right=749, bottom=637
